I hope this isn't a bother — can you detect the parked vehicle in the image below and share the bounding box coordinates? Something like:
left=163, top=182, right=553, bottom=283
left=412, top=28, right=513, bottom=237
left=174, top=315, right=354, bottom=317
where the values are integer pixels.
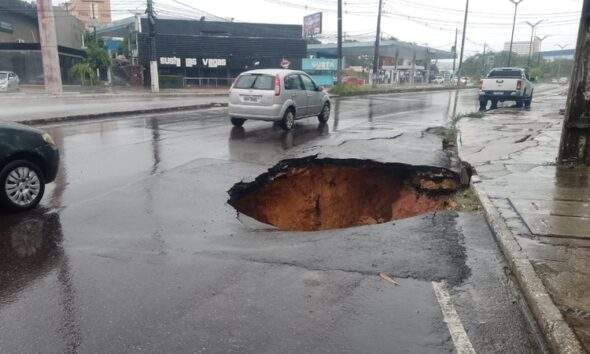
left=228, top=69, right=331, bottom=131
left=558, top=77, right=569, bottom=85
left=0, top=71, right=20, bottom=92
left=434, top=76, right=444, bottom=85
left=0, top=122, right=59, bottom=211
left=479, top=67, right=534, bottom=110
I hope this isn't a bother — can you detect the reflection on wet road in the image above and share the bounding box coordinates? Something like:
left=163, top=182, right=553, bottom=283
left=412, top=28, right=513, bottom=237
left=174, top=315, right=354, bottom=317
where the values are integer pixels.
left=0, top=90, right=542, bottom=352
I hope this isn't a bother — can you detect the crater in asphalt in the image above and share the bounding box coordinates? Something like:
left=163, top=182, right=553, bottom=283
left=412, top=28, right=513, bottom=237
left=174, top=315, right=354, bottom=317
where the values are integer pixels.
left=228, top=157, right=468, bottom=231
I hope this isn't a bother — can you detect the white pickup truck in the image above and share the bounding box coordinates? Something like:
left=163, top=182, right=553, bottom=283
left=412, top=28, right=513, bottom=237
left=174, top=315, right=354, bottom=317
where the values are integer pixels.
left=479, top=67, right=534, bottom=110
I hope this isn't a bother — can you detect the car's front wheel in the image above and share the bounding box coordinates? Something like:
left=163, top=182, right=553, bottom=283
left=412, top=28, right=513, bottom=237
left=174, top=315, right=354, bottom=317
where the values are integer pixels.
left=231, top=118, right=246, bottom=127
left=318, top=103, right=331, bottom=123
left=0, top=160, right=45, bottom=211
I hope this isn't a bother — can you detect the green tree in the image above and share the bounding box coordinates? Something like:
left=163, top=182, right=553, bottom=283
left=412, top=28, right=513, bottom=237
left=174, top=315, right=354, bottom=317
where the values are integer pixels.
left=70, top=37, right=111, bottom=85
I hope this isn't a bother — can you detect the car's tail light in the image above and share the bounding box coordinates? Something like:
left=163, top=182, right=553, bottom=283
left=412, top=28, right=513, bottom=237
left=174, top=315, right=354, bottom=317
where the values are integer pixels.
left=274, top=74, right=281, bottom=96
left=479, top=79, right=483, bottom=89
left=516, top=80, right=522, bottom=90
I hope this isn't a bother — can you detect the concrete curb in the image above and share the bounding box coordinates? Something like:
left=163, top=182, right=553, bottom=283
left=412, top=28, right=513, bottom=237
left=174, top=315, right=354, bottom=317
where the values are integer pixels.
left=471, top=178, right=585, bottom=354
left=20, top=102, right=228, bottom=126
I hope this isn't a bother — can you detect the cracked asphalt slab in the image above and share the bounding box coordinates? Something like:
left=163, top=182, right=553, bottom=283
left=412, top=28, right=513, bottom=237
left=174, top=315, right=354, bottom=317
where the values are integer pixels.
left=0, top=90, right=544, bottom=352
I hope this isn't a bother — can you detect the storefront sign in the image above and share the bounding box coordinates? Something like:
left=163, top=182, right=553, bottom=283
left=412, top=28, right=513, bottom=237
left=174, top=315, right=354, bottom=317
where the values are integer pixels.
left=163, top=57, right=227, bottom=68
left=160, top=57, right=182, bottom=67
left=303, top=12, right=322, bottom=38
left=280, top=59, right=291, bottom=69
left=202, top=58, right=226, bottom=68
left=302, top=58, right=338, bottom=71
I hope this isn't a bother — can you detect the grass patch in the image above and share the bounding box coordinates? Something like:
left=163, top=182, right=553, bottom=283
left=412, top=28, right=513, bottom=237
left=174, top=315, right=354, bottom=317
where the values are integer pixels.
left=450, top=187, right=482, bottom=212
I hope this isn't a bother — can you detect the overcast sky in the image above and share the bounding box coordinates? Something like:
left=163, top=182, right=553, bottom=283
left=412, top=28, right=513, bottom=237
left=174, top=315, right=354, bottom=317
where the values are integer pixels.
left=95, top=0, right=584, bottom=55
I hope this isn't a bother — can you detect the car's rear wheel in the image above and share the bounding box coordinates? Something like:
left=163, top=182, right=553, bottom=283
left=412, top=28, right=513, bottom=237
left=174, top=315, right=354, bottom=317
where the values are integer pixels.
left=281, top=108, right=295, bottom=131
left=231, top=118, right=246, bottom=127
left=0, top=160, right=45, bottom=211
left=318, top=103, right=331, bottom=123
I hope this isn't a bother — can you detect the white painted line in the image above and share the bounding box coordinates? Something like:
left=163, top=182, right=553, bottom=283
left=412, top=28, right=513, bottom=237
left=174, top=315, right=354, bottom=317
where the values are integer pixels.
left=432, top=281, right=476, bottom=354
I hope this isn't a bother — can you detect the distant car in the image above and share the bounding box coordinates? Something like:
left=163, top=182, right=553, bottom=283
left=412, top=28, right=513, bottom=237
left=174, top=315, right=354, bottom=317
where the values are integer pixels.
left=434, top=76, right=444, bottom=85
left=0, top=71, right=20, bottom=92
left=479, top=67, right=534, bottom=110
left=0, top=122, right=59, bottom=211
left=558, top=77, right=569, bottom=85
left=228, top=69, right=331, bottom=131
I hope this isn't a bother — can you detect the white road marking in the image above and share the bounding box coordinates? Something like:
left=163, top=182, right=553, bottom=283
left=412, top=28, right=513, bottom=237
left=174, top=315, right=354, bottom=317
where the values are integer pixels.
left=432, top=281, right=476, bottom=354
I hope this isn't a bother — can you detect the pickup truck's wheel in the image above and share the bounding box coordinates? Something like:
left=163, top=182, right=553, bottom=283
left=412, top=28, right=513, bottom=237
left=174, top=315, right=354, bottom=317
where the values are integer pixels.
left=0, top=160, right=45, bottom=211
left=479, top=98, right=488, bottom=111
left=516, top=101, right=524, bottom=108
left=231, top=118, right=246, bottom=127
left=525, top=92, right=533, bottom=108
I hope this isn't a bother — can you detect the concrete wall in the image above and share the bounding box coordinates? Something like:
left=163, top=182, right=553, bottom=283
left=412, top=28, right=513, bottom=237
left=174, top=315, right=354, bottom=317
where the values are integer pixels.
left=54, top=7, right=84, bottom=49
left=0, top=13, right=38, bottom=43
left=0, top=8, right=84, bottom=49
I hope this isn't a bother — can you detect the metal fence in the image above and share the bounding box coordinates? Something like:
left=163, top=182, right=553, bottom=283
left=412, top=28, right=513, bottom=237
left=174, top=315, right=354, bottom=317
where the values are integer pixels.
left=183, top=77, right=234, bottom=88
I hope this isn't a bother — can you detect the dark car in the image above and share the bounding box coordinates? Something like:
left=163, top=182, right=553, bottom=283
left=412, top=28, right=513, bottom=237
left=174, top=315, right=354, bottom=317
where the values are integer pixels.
left=0, top=122, right=59, bottom=211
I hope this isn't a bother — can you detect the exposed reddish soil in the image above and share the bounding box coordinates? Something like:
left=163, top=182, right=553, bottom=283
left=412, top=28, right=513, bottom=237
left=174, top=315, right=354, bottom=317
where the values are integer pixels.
left=229, top=163, right=461, bottom=231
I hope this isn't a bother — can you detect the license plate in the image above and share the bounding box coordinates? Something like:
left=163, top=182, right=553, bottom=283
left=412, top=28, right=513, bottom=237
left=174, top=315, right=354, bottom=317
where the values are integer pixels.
left=242, top=95, right=261, bottom=103
left=493, top=91, right=503, bottom=95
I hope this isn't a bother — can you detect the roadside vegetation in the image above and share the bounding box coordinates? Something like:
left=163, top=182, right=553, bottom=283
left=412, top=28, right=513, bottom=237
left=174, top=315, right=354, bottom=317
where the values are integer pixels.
left=69, top=38, right=111, bottom=86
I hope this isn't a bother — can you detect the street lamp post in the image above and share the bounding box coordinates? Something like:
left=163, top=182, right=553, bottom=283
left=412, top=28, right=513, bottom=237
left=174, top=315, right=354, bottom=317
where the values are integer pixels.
left=525, top=20, right=544, bottom=68
left=535, top=35, right=549, bottom=66
left=508, top=0, right=524, bottom=67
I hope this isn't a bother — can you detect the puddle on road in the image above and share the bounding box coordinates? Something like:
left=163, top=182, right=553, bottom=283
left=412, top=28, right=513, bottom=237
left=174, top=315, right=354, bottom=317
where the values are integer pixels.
left=228, top=158, right=468, bottom=231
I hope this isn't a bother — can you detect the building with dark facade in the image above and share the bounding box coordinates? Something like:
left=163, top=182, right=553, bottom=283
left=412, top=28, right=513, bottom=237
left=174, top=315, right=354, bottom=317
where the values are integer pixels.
left=0, top=0, right=86, bottom=84
left=98, top=17, right=307, bottom=87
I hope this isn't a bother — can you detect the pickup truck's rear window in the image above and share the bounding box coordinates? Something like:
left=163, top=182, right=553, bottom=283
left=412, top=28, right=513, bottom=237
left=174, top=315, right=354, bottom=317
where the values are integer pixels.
left=488, top=69, right=522, bottom=78
left=234, top=74, right=275, bottom=90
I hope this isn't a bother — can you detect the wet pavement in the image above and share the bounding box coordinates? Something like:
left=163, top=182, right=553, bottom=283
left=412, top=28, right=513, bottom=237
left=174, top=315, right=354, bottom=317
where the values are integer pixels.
left=0, top=90, right=544, bottom=352
left=458, top=85, right=590, bottom=350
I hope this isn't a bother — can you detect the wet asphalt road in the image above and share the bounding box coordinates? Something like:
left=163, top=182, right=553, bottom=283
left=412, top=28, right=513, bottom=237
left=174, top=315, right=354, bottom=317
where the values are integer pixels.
left=1, top=90, right=545, bottom=353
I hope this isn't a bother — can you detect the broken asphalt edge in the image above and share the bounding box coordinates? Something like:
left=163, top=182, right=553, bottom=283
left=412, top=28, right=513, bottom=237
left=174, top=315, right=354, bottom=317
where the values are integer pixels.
left=19, top=102, right=228, bottom=126
left=471, top=178, right=585, bottom=354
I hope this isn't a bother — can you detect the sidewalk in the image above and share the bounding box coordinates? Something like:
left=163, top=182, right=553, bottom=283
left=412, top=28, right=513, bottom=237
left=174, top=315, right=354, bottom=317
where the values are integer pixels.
left=0, top=94, right=228, bottom=125
left=457, top=87, right=589, bottom=352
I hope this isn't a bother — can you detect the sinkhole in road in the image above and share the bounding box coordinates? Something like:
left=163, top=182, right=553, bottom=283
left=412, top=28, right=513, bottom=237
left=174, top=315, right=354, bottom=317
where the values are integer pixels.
left=228, top=158, right=467, bottom=231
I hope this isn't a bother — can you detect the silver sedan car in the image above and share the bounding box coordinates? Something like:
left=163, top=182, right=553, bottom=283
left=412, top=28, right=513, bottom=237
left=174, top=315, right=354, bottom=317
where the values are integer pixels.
left=228, top=69, right=331, bottom=131
left=0, top=71, right=20, bottom=92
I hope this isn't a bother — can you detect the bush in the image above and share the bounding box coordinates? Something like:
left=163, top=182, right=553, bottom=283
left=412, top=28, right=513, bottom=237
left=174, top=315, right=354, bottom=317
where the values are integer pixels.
left=69, top=62, right=97, bottom=86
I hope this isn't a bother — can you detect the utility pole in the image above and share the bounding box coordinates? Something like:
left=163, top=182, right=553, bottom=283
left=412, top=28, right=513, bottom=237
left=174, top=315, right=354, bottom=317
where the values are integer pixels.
left=337, top=0, right=343, bottom=85
left=146, top=0, right=159, bottom=92
left=482, top=43, right=487, bottom=75
left=452, top=28, right=458, bottom=74
left=558, top=0, right=590, bottom=165
left=508, top=0, right=524, bottom=67
left=456, top=0, right=470, bottom=86
left=525, top=20, right=543, bottom=68
left=36, top=0, right=63, bottom=94
left=372, top=0, right=384, bottom=87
